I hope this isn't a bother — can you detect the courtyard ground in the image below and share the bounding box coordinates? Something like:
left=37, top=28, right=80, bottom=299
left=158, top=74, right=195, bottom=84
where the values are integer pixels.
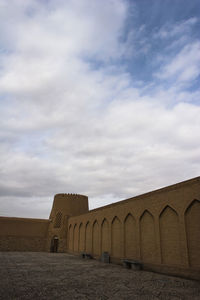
left=0, top=252, right=199, bottom=300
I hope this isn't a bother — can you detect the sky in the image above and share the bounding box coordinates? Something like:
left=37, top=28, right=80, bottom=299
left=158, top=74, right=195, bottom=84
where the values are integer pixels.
left=0, top=0, right=200, bottom=219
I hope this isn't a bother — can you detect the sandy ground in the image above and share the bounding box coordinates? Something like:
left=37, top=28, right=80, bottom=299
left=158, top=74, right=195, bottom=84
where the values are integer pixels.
left=0, top=252, right=199, bottom=300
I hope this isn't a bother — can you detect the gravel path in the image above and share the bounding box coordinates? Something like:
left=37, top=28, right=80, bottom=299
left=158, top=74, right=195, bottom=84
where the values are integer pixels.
left=0, top=252, right=199, bottom=300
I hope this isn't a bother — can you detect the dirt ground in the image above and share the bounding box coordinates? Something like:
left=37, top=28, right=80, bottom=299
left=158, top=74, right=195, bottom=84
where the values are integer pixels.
left=0, top=252, right=199, bottom=300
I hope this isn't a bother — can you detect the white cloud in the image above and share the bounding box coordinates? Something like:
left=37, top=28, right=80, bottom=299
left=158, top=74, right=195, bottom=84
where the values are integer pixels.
left=153, top=17, right=198, bottom=40
left=0, top=1, right=200, bottom=218
left=155, top=42, right=200, bottom=84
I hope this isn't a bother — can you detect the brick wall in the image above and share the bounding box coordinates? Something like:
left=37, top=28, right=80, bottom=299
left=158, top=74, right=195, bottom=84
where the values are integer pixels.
left=67, top=177, right=200, bottom=280
left=0, top=217, right=50, bottom=252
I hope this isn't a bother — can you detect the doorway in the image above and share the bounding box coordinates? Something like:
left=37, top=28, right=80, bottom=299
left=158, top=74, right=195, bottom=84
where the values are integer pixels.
left=51, top=236, right=59, bottom=252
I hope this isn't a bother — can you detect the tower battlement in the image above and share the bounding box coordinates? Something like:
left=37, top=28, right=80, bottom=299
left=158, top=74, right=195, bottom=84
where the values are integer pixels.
left=49, top=193, right=88, bottom=219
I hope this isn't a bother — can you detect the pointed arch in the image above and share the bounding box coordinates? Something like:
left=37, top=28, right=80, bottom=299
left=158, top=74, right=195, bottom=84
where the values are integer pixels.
left=140, top=210, right=156, bottom=263
left=185, top=199, right=200, bottom=267
left=111, top=216, right=122, bottom=258
left=101, top=218, right=109, bottom=253
left=92, top=220, right=100, bottom=256
left=79, top=223, right=84, bottom=252
left=140, top=209, right=153, bottom=219
left=124, top=213, right=136, bottom=259
left=85, top=221, right=92, bottom=253
left=159, top=206, right=181, bottom=265
left=68, top=224, right=73, bottom=251
left=73, top=224, right=79, bottom=252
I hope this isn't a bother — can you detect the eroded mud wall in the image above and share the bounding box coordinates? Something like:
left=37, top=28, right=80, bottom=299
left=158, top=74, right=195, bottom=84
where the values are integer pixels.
left=68, top=177, right=200, bottom=280
left=0, top=217, right=49, bottom=251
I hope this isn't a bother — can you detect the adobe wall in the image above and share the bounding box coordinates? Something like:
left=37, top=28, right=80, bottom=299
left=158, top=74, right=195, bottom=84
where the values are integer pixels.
left=0, top=217, right=50, bottom=252
left=47, top=193, right=88, bottom=252
left=0, top=193, right=89, bottom=253
left=0, top=177, right=199, bottom=280
left=67, top=177, right=200, bottom=280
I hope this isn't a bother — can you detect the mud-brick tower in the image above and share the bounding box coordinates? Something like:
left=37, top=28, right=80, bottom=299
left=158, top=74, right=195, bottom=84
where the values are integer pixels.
left=47, top=193, right=88, bottom=253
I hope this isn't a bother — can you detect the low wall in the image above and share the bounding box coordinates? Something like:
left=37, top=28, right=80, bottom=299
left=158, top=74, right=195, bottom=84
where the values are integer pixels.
left=0, top=217, right=50, bottom=252
left=67, top=177, right=200, bottom=280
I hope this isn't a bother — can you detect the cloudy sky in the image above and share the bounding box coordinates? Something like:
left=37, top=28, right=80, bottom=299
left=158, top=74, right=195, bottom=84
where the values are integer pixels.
left=0, top=0, right=200, bottom=219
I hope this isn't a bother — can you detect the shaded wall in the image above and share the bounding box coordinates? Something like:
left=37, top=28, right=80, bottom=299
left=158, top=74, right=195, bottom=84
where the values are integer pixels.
left=47, top=194, right=89, bottom=252
left=67, top=177, right=200, bottom=280
left=0, top=217, right=50, bottom=251
left=0, top=177, right=199, bottom=280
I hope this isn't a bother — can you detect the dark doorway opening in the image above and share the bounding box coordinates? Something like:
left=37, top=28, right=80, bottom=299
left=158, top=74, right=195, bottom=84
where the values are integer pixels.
left=51, top=236, right=59, bottom=252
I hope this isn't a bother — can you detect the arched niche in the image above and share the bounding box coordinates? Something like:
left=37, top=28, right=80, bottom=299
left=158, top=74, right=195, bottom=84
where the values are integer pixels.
left=185, top=200, right=200, bottom=267
left=92, top=220, right=100, bottom=256
left=159, top=206, right=181, bottom=265
left=111, top=216, right=122, bottom=258
left=140, top=210, right=157, bottom=263
left=85, top=222, right=92, bottom=253
left=79, top=223, right=84, bottom=252
left=73, top=224, right=79, bottom=252
left=124, top=213, right=136, bottom=259
left=101, top=218, right=109, bottom=253
left=68, top=224, right=73, bottom=251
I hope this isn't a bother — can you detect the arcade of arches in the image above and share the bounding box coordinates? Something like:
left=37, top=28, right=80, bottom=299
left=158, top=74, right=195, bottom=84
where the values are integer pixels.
left=67, top=177, right=200, bottom=280
left=0, top=177, right=200, bottom=280
left=68, top=201, right=200, bottom=269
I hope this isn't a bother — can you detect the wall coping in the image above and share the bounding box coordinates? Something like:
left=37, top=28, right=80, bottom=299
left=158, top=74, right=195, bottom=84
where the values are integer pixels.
left=0, top=216, right=50, bottom=222
left=79, top=176, right=200, bottom=216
